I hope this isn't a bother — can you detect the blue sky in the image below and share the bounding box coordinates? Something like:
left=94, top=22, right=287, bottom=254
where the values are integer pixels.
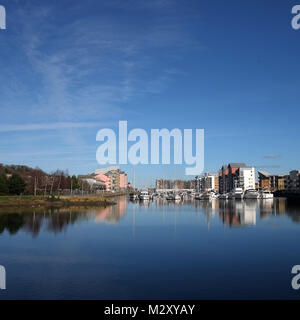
left=0, top=0, right=299, bottom=186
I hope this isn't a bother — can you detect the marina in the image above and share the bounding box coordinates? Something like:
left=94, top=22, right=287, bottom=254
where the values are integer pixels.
left=1, top=196, right=300, bottom=299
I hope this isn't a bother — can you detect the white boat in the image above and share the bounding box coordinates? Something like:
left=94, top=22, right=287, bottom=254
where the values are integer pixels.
left=210, top=192, right=218, bottom=199
left=233, top=187, right=244, bottom=199
left=244, top=189, right=259, bottom=199
left=259, top=190, right=274, bottom=199
left=219, top=193, right=228, bottom=200
left=139, top=190, right=150, bottom=201
left=174, top=194, right=181, bottom=201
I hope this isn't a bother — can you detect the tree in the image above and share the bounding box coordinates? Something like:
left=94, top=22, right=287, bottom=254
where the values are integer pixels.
left=0, top=174, right=8, bottom=195
left=8, top=173, right=26, bottom=195
left=71, top=175, right=80, bottom=190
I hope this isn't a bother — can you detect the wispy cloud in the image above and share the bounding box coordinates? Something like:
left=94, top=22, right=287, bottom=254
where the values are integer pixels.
left=12, top=1, right=197, bottom=124
left=264, top=154, right=280, bottom=159
left=0, top=0, right=202, bottom=174
left=0, top=122, right=102, bottom=132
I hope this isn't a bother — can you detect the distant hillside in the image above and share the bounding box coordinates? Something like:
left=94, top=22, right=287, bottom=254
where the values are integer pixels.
left=0, top=163, right=71, bottom=195
left=0, top=163, right=47, bottom=177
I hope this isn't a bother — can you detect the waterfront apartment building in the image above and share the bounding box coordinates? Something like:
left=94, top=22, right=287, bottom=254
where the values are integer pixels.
left=285, top=170, right=300, bottom=192
left=204, top=173, right=218, bottom=191
left=237, top=167, right=255, bottom=191
left=219, top=163, right=255, bottom=193
left=94, top=166, right=127, bottom=191
left=195, top=173, right=219, bottom=193
left=219, top=165, right=229, bottom=194
left=228, top=163, right=246, bottom=191
left=258, top=171, right=286, bottom=191
left=156, top=179, right=194, bottom=190
left=95, top=173, right=111, bottom=191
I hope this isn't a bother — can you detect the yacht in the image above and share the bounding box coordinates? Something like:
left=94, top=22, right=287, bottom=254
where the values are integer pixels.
left=139, top=190, right=150, bottom=201
left=202, top=191, right=218, bottom=200
left=244, top=189, right=259, bottom=199
left=166, top=192, right=181, bottom=201
left=259, top=190, right=274, bottom=199
left=194, top=193, right=202, bottom=200
left=233, top=187, right=244, bottom=199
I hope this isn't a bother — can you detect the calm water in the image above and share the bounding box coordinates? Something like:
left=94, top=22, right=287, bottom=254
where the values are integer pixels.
left=1, top=196, right=300, bottom=300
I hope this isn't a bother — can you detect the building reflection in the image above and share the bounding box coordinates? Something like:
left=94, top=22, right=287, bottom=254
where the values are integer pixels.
left=94, top=196, right=127, bottom=223
left=0, top=198, right=128, bottom=237
left=0, top=198, right=299, bottom=236
left=201, top=199, right=258, bottom=227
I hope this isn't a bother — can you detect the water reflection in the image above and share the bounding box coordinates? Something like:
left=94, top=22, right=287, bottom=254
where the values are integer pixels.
left=0, top=198, right=299, bottom=237
left=0, top=197, right=127, bottom=237
left=94, top=197, right=127, bottom=223
left=218, top=200, right=257, bottom=227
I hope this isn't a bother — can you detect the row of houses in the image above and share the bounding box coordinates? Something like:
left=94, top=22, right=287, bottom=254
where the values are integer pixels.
left=156, top=179, right=195, bottom=190
left=196, top=163, right=300, bottom=194
left=258, top=170, right=300, bottom=193
left=196, top=163, right=256, bottom=194
left=79, top=166, right=128, bottom=192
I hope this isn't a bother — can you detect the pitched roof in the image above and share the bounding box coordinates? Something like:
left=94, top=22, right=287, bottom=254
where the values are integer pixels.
left=228, top=163, right=246, bottom=168
left=258, top=170, right=270, bottom=177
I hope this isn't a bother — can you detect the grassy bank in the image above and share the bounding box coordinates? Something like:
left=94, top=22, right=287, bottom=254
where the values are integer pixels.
left=0, top=195, right=116, bottom=208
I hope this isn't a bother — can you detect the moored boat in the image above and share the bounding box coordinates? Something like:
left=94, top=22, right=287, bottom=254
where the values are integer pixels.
left=244, top=189, right=259, bottom=199
left=233, top=187, right=244, bottom=199
left=259, top=190, right=274, bottom=199
left=219, top=193, right=228, bottom=200
left=139, top=190, right=150, bottom=201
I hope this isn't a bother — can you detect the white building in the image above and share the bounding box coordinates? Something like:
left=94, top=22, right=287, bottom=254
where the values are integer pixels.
left=195, top=173, right=218, bottom=192
left=204, top=173, right=217, bottom=191
left=238, top=167, right=255, bottom=191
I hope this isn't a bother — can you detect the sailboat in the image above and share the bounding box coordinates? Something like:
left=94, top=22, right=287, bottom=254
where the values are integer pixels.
left=129, top=167, right=138, bottom=201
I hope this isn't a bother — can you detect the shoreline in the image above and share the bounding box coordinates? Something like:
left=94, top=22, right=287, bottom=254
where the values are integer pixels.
left=0, top=195, right=118, bottom=208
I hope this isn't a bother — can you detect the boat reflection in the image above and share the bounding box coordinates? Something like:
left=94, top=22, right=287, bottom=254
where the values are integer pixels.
left=0, top=198, right=298, bottom=237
